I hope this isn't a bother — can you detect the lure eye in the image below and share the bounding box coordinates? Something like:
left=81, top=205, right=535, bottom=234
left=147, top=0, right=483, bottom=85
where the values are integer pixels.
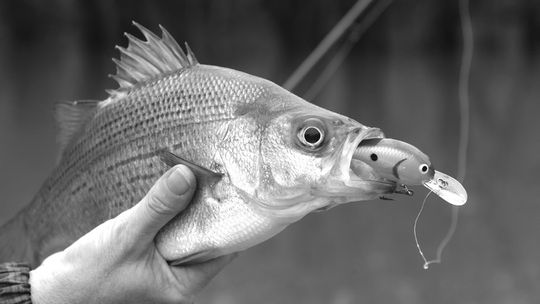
left=419, top=164, right=429, bottom=174
left=298, top=123, right=325, bottom=149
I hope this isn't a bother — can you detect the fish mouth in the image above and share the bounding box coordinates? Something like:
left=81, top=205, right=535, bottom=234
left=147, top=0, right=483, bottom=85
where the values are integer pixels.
left=334, top=127, right=397, bottom=198
left=252, top=126, right=397, bottom=220
left=314, top=126, right=396, bottom=204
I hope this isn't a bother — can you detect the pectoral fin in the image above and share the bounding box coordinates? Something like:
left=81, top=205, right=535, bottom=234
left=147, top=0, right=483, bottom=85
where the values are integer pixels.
left=314, top=205, right=335, bottom=212
left=159, top=151, right=223, bottom=183
left=169, top=249, right=218, bottom=266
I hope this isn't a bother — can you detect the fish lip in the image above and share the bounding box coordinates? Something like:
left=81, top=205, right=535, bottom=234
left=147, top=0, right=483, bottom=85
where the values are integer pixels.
left=322, top=126, right=396, bottom=200
left=347, top=127, right=383, bottom=168
left=358, top=127, right=385, bottom=142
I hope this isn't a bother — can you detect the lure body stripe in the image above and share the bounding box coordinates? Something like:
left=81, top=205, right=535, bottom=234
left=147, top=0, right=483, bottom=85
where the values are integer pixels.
left=392, top=158, right=407, bottom=180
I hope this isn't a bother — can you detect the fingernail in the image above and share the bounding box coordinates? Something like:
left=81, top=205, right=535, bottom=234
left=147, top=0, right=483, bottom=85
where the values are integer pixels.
left=166, top=165, right=193, bottom=195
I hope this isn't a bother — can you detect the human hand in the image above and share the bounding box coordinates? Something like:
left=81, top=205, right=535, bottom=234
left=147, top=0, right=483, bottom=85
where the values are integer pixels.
left=29, top=165, right=235, bottom=304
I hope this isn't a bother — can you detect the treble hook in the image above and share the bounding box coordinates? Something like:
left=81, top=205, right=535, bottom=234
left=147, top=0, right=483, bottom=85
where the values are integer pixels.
left=394, top=184, right=414, bottom=196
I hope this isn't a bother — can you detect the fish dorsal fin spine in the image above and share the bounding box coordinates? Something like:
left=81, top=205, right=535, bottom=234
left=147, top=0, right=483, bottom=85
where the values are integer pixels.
left=56, top=100, right=99, bottom=161
left=108, top=22, right=198, bottom=98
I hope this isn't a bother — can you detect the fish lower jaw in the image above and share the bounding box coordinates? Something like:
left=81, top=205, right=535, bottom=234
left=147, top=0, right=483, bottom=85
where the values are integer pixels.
left=321, top=176, right=396, bottom=203
left=249, top=192, right=336, bottom=222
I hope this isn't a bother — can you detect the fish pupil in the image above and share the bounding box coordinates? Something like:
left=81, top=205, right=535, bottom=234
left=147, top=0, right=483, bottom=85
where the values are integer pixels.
left=304, top=127, right=321, bottom=144
left=370, top=153, right=378, bottom=161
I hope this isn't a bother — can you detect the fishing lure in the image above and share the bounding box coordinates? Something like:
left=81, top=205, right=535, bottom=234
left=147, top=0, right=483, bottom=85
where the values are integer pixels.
left=354, top=138, right=467, bottom=206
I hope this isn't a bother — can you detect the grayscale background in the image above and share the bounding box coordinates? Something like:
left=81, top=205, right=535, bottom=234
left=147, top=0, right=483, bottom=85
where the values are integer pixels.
left=1, top=0, right=539, bottom=303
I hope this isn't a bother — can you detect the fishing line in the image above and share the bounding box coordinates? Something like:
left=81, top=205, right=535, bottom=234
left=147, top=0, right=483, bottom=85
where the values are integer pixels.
left=413, top=191, right=461, bottom=269
left=413, top=0, right=473, bottom=269
left=413, top=190, right=433, bottom=269
left=457, top=0, right=473, bottom=183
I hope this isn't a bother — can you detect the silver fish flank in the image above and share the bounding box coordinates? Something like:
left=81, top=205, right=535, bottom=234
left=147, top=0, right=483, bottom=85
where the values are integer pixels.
left=0, top=23, right=396, bottom=266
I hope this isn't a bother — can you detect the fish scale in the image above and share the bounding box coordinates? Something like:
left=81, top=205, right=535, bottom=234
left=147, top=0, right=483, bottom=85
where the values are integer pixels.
left=0, top=24, right=397, bottom=266
left=19, top=65, right=269, bottom=263
left=53, top=68, right=258, bottom=199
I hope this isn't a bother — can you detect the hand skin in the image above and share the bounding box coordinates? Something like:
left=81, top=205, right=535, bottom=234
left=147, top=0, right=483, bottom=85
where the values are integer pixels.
left=29, top=165, right=236, bottom=304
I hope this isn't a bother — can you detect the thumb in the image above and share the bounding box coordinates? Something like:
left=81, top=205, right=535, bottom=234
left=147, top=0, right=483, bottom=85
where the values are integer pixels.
left=128, top=165, right=196, bottom=242
left=172, top=253, right=238, bottom=295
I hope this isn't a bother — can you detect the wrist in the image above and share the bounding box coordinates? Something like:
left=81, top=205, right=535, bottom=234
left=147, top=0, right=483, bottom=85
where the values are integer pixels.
left=0, top=262, right=32, bottom=304
left=29, top=266, right=49, bottom=304
left=30, top=251, right=73, bottom=304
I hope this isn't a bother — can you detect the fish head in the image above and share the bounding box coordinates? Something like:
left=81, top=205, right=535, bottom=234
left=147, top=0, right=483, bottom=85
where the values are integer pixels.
left=250, top=95, right=397, bottom=219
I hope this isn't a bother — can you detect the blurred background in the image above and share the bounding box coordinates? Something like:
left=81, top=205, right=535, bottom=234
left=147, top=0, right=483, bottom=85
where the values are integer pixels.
left=1, top=0, right=539, bottom=303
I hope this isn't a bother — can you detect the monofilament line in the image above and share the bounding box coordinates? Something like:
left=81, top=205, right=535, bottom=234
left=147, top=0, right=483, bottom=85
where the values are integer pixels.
left=413, top=0, right=473, bottom=269
left=414, top=191, right=461, bottom=269
left=413, top=191, right=433, bottom=269
left=457, top=0, right=473, bottom=183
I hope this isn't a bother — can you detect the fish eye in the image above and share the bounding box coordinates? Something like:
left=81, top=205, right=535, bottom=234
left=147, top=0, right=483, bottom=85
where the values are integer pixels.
left=298, top=123, right=325, bottom=149
left=419, top=164, right=429, bottom=174
left=304, top=127, right=322, bottom=144
left=370, top=153, right=378, bottom=161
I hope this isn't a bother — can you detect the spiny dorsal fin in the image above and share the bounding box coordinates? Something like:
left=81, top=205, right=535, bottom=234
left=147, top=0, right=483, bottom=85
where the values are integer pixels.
left=56, top=100, right=99, bottom=161
left=108, top=22, right=198, bottom=97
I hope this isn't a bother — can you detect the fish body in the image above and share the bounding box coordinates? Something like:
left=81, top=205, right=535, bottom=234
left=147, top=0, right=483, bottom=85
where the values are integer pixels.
left=0, top=24, right=396, bottom=266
